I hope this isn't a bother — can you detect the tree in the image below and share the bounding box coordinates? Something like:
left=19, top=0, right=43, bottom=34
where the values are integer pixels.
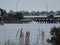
left=8, top=10, right=14, bottom=17
left=40, top=11, right=46, bottom=15
left=8, top=10, right=23, bottom=20
left=55, top=11, right=60, bottom=15
left=31, top=11, right=36, bottom=15
left=15, top=12, right=23, bottom=20
left=47, top=26, right=60, bottom=45
left=0, top=8, right=4, bottom=16
left=48, top=11, right=55, bottom=15
left=9, top=10, right=14, bottom=14
left=35, top=11, right=40, bottom=15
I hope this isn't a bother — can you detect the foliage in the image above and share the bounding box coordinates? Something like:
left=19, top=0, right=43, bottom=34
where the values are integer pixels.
left=56, top=11, right=60, bottom=15
left=15, top=12, right=23, bottom=19
left=0, top=8, right=7, bottom=16
left=8, top=10, right=23, bottom=20
left=0, top=8, right=60, bottom=16
left=47, top=26, right=60, bottom=45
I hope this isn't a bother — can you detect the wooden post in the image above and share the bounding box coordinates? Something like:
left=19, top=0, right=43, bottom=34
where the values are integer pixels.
left=20, top=28, right=24, bottom=45
left=25, top=31, right=30, bottom=45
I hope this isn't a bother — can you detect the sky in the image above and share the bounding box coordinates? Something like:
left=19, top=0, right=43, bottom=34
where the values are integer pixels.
left=0, top=0, right=60, bottom=12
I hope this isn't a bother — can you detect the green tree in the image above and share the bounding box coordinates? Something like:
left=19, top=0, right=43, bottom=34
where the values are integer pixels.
left=48, top=11, right=55, bottom=15
left=8, top=10, right=23, bottom=20
left=40, top=11, right=47, bottom=15
left=35, top=11, right=40, bottom=15
left=15, top=12, right=23, bottom=20
left=56, top=11, right=60, bottom=15
left=0, top=8, right=4, bottom=16
left=47, top=26, right=60, bottom=45
left=8, top=10, right=14, bottom=17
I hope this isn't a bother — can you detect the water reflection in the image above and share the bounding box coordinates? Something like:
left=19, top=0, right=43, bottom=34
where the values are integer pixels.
left=0, top=23, right=60, bottom=45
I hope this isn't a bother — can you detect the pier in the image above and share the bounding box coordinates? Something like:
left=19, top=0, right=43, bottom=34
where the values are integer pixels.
left=24, top=15, right=60, bottom=23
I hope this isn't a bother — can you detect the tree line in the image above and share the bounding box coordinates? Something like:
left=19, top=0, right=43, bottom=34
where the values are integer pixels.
left=0, top=8, right=60, bottom=23
left=8, top=10, right=60, bottom=16
left=0, top=8, right=60, bottom=17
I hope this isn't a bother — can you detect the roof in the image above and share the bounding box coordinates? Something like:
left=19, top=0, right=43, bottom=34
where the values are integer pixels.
left=24, top=15, right=60, bottom=18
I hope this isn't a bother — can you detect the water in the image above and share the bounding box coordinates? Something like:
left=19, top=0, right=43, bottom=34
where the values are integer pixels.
left=0, top=22, right=60, bottom=45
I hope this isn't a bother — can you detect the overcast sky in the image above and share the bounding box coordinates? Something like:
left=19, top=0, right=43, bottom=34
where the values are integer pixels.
left=0, top=0, right=60, bottom=12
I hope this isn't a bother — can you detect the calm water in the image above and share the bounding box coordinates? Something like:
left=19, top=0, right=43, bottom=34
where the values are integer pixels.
left=0, top=22, right=60, bottom=45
